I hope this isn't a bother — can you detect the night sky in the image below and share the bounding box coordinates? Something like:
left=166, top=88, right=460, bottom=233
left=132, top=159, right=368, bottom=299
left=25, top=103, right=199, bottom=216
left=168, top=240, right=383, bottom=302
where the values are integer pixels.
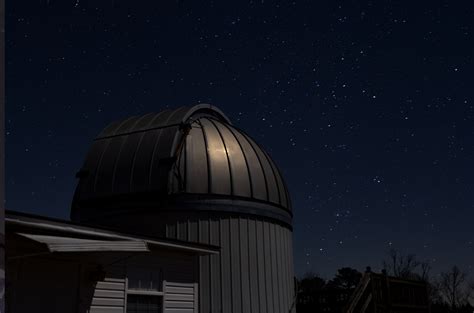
left=6, top=1, right=474, bottom=279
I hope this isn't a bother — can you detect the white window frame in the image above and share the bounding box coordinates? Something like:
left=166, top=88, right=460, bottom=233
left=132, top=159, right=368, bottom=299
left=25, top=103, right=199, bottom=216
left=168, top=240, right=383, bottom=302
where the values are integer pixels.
left=125, top=267, right=165, bottom=313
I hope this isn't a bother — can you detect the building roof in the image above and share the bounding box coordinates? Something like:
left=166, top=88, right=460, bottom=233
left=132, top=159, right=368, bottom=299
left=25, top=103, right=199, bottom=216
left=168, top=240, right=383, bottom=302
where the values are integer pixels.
left=6, top=210, right=220, bottom=255
left=71, top=104, right=292, bottom=223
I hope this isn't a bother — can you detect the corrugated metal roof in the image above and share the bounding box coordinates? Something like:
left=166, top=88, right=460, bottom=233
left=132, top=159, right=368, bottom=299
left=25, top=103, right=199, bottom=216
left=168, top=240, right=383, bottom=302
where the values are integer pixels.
left=6, top=210, right=220, bottom=255
left=16, top=233, right=149, bottom=252
left=71, top=104, right=292, bottom=221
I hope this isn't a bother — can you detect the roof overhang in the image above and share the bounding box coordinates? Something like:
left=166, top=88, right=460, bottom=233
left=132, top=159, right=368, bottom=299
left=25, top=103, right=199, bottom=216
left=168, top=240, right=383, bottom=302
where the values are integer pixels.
left=16, top=233, right=150, bottom=253
left=6, top=210, right=220, bottom=256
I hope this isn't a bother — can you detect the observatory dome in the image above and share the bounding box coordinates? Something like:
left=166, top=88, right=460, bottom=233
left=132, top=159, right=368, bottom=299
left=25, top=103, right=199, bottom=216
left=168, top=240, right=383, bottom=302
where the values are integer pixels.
left=71, top=104, right=292, bottom=225
left=71, top=104, right=296, bottom=313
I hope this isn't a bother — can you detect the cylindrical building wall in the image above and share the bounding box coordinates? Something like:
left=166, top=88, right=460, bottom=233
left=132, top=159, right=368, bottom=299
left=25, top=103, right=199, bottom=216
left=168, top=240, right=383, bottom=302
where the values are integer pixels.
left=71, top=105, right=297, bottom=313
left=172, top=215, right=295, bottom=313
left=95, top=212, right=296, bottom=313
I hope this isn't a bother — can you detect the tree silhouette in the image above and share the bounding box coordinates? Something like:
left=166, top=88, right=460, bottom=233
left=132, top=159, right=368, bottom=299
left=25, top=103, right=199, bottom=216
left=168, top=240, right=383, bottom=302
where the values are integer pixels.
left=327, top=267, right=362, bottom=290
left=382, top=248, right=421, bottom=279
left=296, top=272, right=326, bottom=312
left=438, top=266, right=471, bottom=311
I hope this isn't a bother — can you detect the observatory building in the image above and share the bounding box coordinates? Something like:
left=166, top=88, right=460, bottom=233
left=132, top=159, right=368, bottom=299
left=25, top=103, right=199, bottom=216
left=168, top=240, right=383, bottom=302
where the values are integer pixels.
left=6, top=104, right=296, bottom=313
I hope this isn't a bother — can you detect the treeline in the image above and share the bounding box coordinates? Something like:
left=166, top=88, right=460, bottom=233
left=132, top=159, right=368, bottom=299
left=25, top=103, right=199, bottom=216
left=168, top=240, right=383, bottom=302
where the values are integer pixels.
left=296, top=249, right=474, bottom=313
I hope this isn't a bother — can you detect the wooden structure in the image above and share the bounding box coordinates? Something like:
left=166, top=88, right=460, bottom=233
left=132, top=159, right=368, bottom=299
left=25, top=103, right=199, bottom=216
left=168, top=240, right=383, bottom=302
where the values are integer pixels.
left=345, top=271, right=430, bottom=313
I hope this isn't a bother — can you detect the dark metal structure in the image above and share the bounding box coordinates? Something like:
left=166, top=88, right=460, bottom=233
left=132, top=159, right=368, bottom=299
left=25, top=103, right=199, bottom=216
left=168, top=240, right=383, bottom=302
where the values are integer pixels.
left=71, top=104, right=296, bottom=313
left=345, top=271, right=430, bottom=313
left=72, top=104, right=291, bottom=225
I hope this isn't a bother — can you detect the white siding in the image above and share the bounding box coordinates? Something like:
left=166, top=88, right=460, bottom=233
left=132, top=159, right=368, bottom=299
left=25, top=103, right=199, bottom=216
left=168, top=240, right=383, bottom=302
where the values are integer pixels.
left=88, top=267, right=126, bottom=313
left=84, top=252, right=198, bottom=313
left=164, top=281, right=197, bottom=313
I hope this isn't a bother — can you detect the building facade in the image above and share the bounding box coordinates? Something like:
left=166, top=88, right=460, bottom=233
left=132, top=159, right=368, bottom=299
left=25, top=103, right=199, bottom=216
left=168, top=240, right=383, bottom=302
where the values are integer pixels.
left=6, top=104, right=296, bottom=313
left=6, top=210, right=218, bottom=313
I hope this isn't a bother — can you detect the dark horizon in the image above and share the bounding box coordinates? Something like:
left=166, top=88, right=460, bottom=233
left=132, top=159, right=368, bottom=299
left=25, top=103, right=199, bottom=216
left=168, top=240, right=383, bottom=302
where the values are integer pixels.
left=5, top=1, right=474, bottom=278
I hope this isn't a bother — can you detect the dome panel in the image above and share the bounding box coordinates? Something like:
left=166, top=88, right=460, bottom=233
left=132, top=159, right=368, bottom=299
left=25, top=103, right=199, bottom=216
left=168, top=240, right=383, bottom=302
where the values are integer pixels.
left=131, top=112, right=160, bottom=133
left=129, top=129, right=160, bottom=191
left=95, top=136, right=124, bottom=194
left=264, top=149, right=288, bottom=209
left=98, top=120, right=122, bottom=138
left=147, top=110, right=173, bottom=129
left=71, top=104, right=292, bottom=224
left=211, top=120, right=251, bottom=198
left=114, top=115, right=142, bottom=135
left=226, top=127, right=267, bottom=201
left=200, top=118, right=231, bottom=195
left=243, top=133, right=280, bottom=204
left=75, top=140, right=105, bottom=197
left=113, top=132, right=142, bottom=194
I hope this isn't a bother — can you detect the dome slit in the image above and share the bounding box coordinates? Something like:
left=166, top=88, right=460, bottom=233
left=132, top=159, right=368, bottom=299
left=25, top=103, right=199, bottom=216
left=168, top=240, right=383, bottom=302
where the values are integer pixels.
left=172, top=133, right=187, bottom=193
left=197, top=118, right=212, bottom=194
left=185, top=123, right=209, bottom=194
left=147, top=112, right=178, bottom=189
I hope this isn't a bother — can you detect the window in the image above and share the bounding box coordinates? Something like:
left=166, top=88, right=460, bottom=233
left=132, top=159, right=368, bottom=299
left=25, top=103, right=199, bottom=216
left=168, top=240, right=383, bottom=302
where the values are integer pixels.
left=126, top=267, right=164, bottom=313
left=127, top=267, right=163, bottom=291
left=127, top=294, right=162, bottom=313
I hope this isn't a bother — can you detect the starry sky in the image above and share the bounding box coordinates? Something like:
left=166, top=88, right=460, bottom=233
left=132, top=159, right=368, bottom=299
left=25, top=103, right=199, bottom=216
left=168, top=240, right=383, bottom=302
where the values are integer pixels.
left=6, top=1, right=474, bottom=279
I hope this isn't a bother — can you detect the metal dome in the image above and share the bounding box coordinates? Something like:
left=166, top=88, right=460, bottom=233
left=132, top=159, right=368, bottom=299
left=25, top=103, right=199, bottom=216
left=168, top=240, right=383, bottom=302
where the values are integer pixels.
left=71, top=104, right=292, bottom=224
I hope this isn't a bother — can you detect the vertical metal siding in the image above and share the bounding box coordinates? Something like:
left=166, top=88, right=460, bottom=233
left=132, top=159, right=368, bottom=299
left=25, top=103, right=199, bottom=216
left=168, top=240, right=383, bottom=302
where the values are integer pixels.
left=279, top=227, right=286, bottom=312
left=271, top=223, right=280, bottom=313
left=220, top=218, right=232, bottom=313
left=188, top=216, right=198, bottom=243
left=263, top=221, right=274, bottom=313
left=178, top=220, right=187, bottom=241
left=283, top=228, right=289, bottom=310
left=230, top=217, right=242, bottom=313
left=210, top=218, right=222, bottom=311
left=256, top=220, right=267, bottom=313
left=199, top=218, right=210, bottom=313
left=165, top=215, right=294, bottom=313
left=248, top=219, right=259, bottom=313
left=288, top=231, right=296, bottom=312
left=239, top=218, right=251, bottom=313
